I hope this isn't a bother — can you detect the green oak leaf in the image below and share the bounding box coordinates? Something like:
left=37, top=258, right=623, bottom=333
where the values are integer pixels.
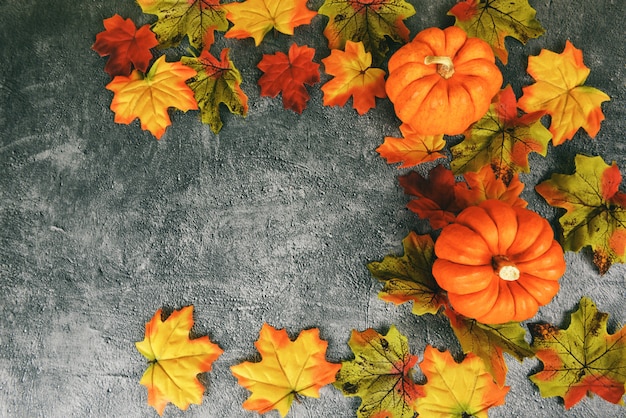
left=535, top=154, right=626, bottom=274
left=181, top=49, right=248, bottom=133
left=530, top=296, right=626, bottom=409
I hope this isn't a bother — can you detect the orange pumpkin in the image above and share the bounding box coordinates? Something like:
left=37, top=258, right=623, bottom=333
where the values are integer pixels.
left=386, top=26, right=503, bottom=136
left=432, top=199, right=566, bottom=324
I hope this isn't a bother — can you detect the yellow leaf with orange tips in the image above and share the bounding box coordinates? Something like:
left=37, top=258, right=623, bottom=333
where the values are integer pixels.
left=135, top=306, right=223, bottom=416
left=223, top=0, right=316, bottom=46
left=518, top=41, right=610, bottom=145
left=321, top=41, right=387, bottom=115
left=106, top=55, right=198, bottom=139
left=230, top=323, right=341, bottom=417
left=377, top=123, right=446, bottom=168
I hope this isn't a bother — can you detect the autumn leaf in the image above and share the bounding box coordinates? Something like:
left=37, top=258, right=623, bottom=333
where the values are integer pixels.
left=535, top=154, right=626, bottom=274
left=367, top=232, right=446, bottom=316
left=92, top=14, right=158, bottom=77
left=257, top=44, right=320, bottom=114
left=223, top=0, right=316, bottom=46
left=318, top=0, right=415, bottom=64
left=136, top=0, right=229, bottom=50
left=321, top=41, right=387, bottom=115
left=399, top=164, right=527, bottom=230
left=448, top=0, right=544, bottom=64
left=135, top=306, right=223, bottom=416
left=181, top=48, right=248, bottom=133
left=106, top=55, right=198, bottom=139
left=416, top=345, right=510, bottom=417
left=445, top=308, right=534, bottom=387
left=335, top=325, right=423, bottom=418
left=230, top=323, right=340, bottom=417
left=530, top=296, right=626, bottom=408
left=518, top=41, right=610, bottom=145
left=451, top=85, right=551, bottom=184
left=376, top=124, right=446, bottom=168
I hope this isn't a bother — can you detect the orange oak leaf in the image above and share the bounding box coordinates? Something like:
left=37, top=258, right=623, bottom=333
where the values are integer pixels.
left=416, top=345, right=510, bottom=417
left=257, top=44, right=320, bottom=114
left=135, top=306, right=223, bottom=416
left=106, top=55, right=198, bottom=139
left=530, top=297, right=626, bottom=408
left=518, top=41, right=610, bottom=145
left=451, top=85, right=551, bottom=184
left=230, top=323, right=340, bottom=417
left=223, top=0, right=316, bottom=46
left=376, top=123, right=446, bottom=168
left=334, top=325, right=423, bottom=418
left=93, top=14, right=158, bottom=77
left=321, top=41, right=387, bottom=115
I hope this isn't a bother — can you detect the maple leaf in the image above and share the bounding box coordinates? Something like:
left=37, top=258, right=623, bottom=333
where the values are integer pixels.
left=530, top=296, right=626, bottom=408
left=230, top=323, right=340, bottom=417
left=181, top=48, right=248, bottom=133
left=321, top=41, right=387, bottom=115
left=257, top=44, right=320, bottom=114
left=518, top=41, right=610, bottom=145
left=335, top=325, right=423, bottom=418
left=451, top=85, right=551, bottom=184
left=416, top=345, right=510, bottom=417
left=223, top=0, right=316, bottom=46
left=135, top=306, right=223, bottom=416
left=367, top=232, right=446, bottom=316
left=444, top=308, right=534, bottom=387
left=136, top=0, right=228, bottom=50
left=376, top=123, right=446, bottom=169
left=318, top=0, right=416, bottom=64
left=92, top=14, right=158, bottom=77
left=106, top=55, right=198, bottom=139
left=399, top=164, right=526, bottom=230
left=448, top=0, right=544, bottom=65
left=535, top=154, right=626, bottom=274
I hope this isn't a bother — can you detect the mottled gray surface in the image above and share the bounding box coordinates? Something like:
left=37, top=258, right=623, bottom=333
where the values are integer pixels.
left=0, top=0, right=624, bottom=417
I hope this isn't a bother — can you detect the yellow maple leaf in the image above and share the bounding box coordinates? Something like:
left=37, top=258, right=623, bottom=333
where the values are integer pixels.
left=135, top=306, right=223, bottom=416
left=518, top=41, right=610, bottom=145
left=223, top=0, right=316, bottom=46
left=105, top=55, right=198, bottom=139
left=376, top=123, right=446, bottom=168
left=321, top=40, right=387, bottom=115
left=230, top=323, right=341, bottom=417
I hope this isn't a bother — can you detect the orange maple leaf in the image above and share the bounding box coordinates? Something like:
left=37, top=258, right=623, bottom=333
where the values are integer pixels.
left=230, top=323, right=340, bottom=417
left=376, top=123, right=446, bottom=168
left=92, top=14, right=158, bottom=77
left=257, top=43, right=320, bottom=114
left=321, top=41, right=387, bottom=115
left=223, top=0, right=316, bottom=46
left=518, top=41, right=610, bottom=145
left=135, top=306, right=223, bottom=416
left=105, top=55, right=198, bottom=139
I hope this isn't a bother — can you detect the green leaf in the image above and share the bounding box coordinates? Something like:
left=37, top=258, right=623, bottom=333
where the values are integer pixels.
left=368, top=232, right=445, bottom=316
left=535, top=154, right=626, bottom=274
left=181, top=49, right=248, bottom=133
left=335, top=325, right=422, bottom=418
left=318, top=0, right=415, bottom=65
left=530, top=296, right=626, bottom=409
left=448, top=0, right=544, bottom=64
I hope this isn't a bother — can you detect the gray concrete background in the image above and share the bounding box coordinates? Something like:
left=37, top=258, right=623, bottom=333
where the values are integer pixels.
left=0, top=0, right=624, bottom=417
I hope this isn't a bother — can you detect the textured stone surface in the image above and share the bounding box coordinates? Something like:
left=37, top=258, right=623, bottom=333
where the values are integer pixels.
left=0, top=0, right=624, bottom=417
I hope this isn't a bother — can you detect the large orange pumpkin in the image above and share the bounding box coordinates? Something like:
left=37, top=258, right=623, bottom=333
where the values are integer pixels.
left=386, top=26, right=503, bottom=136
left=432, top=199, right=566, bottom=324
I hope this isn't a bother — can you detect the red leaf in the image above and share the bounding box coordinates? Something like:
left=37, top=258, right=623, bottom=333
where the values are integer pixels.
left=257, top=44, right=320, bottom=113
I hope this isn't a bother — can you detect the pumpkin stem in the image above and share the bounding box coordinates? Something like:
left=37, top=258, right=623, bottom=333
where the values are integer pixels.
left=493, top=255, right=520, bottom=281
left=424, top=55, right=455, bottom=79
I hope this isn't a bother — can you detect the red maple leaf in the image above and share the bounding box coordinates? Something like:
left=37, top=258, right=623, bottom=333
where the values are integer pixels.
left=257, top=44, right=320, bottom=113
left=92, top=14, right=158, bottom=77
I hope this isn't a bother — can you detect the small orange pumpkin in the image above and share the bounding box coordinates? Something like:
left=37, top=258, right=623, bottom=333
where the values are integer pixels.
left=386, top=26, right=503, bottom=136
left=432, top=199, right=566, bottom=324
